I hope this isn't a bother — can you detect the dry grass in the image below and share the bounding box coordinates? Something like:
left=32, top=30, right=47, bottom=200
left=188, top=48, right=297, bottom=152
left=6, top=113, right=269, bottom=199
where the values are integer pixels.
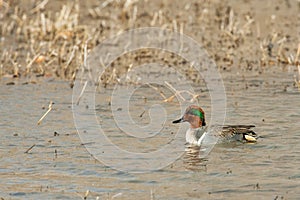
left=0, top=0, right=299, bottom=86
left=295, top=64, right=300, bottom=90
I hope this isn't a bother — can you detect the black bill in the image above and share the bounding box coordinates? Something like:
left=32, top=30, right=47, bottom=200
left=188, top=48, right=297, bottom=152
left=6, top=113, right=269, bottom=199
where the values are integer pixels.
left=172, top=117, right=184, bottom=123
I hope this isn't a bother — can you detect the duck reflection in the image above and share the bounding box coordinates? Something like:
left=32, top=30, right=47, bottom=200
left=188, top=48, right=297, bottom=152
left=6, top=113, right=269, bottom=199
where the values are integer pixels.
left=183, top=144, right=208, bottom=171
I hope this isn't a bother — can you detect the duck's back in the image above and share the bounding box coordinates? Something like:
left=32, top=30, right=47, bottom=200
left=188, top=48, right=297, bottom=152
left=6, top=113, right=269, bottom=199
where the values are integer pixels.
left=219, top=125, right=257, bottom=141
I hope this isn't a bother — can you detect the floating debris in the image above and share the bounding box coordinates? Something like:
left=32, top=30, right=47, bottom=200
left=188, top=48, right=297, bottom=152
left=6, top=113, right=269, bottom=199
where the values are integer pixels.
left=24, top=144, right=36, bottom=154
left=37, top=101, right=53, bottom=125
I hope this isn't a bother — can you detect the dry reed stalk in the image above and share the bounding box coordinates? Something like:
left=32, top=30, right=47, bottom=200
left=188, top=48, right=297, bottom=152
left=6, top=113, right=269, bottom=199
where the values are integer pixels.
left=124, top=0, right=138, bottom=10
left=242, top=16, right=254, bottom=30
left=37, top=101, right=53, bottom=125
left=0, top=0, right=297, bottom=84
left=295, top=65, right=300, bottom=90
left=26, top=53, right=41, bottom=74
left=224, top=30, right=237, bottom=41
left=0, top=0, right=10, bottom=10
left=12, top=60, right=19, bottom=77
left=45, top=57, right=55, bottom=67
left=95, top=57, right=107, bottom=86
left=88, top=8, right=97, bottom=18
left=131, top=5, right=137, bottom=27
left=82, top=38, right=95, bottom=85
left=295, top=43, right=300, bottom=65
left=83, top=39, right=90, bottom=68
left=106, top=68, right=118, bottom=84
left=125, top=64, right=133, bottom=81
left=30, top=0, right=49, bottom=14
left=151, top=12, right=158, bottom=26
left=259, top=39, right=269, bottom=65
left=228, top=8, right=234, bottom=33
left=288, top=53, right=297, bottom=65
left=102, top=0, right=115, bottom=9
left=198, top=8, right=208, bottom=22
left=256, top=22, right=260, bottom=39
left=173, top=19, right=178, bottom=32
left=158, top=10, right=163, bottom=25
left=55, top=41, right=66, bottom=76
left=0, top=64, right=3, bottom=76
left=277, top=37, right=288, bottom=63
left=271, top=32, right=278, bottom=44
left=64, top=45, right=78, bottom=73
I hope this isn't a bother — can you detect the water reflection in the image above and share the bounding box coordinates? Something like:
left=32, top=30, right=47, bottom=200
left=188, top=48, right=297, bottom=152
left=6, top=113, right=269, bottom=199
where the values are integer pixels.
left=183, top=145, right=208, bottom=171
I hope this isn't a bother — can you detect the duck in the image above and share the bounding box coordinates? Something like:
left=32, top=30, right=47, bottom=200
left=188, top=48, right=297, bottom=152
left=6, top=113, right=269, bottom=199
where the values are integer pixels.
left=172, top=105, right=257, bottom=146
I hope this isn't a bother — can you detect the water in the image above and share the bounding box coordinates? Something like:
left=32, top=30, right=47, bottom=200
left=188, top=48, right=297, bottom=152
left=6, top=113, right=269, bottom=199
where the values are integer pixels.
left=1, top=67, right=300, bottom=199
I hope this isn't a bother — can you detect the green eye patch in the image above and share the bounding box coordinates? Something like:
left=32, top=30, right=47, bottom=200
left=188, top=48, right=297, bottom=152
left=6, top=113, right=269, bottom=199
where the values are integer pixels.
left=190, top=109, right=204, bottom=120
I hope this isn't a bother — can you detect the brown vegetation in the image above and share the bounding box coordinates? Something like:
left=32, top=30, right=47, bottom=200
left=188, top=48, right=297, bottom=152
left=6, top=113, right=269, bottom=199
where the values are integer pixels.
left=0, top=0, right=299, bottom=85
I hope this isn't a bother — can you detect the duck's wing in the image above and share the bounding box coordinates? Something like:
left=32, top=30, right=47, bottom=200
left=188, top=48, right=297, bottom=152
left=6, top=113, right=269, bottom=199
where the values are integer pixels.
left=196, top=125, right=257, bottom=158
left=219, top=125, right=257, bottom=141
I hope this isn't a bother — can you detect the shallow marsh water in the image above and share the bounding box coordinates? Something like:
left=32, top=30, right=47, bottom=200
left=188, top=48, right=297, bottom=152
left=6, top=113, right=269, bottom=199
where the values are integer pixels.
left=1, top=67, right=300, bottom=200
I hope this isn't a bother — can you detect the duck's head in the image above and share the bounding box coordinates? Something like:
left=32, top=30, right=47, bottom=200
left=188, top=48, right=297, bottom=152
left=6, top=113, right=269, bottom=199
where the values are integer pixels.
left=172, top=105, right=206, bottom=128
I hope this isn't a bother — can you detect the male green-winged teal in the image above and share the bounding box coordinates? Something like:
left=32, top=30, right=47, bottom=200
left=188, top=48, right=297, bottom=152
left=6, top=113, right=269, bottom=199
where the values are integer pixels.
left=173, top=105, right=257, bottom=146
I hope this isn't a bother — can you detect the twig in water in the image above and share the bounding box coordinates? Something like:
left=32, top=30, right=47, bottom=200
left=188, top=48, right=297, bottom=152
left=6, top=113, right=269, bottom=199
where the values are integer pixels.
left=84, top=190, right=89, bottom=200
left=54, top=149, right=58, bottom=158
left=151, top=189, right=155, bottom=200
left=164, top=81, right=201, bottom=102
left=146, top=83, right=167, bottom=99
left=76, top=190, right=90, bottom=200
left=139, top=110, right=145, bottom=117
left=164, top=81, right=186, bottom=101
left=24, top=144, right=36, bottom=153
left=37, top=101, right=53, bottom=125
left=163, top=95, right=176, bottom=102
left=76, top=81, right=88, bottom=105
left=112, top=193, right=122, bottom=199
left=190, top=93, right=201, bottom=102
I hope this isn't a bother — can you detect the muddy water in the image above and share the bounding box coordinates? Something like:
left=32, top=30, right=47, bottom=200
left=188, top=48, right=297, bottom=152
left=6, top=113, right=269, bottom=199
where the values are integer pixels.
left=1, top=67, right=300, bottom=199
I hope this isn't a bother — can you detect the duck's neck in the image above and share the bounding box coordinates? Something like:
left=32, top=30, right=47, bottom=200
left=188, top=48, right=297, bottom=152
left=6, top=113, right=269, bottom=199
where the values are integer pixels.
left=186, top=127, right=203, bottom=145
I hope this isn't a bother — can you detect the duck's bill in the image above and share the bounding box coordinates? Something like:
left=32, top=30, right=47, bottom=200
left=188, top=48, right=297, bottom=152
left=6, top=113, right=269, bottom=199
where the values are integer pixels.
left=172, top=117, right=184, bottom=123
